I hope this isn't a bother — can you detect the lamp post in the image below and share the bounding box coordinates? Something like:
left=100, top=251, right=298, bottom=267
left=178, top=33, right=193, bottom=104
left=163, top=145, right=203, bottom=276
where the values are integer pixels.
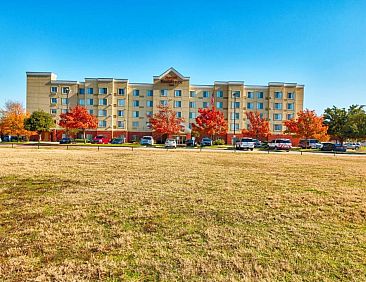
left=232, top=91, right=238, bottom=146
left=65, top=87, right=71, bottom=138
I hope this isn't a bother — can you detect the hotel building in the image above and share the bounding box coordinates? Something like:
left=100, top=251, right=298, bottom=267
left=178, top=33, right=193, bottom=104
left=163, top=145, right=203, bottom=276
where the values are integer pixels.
left=26, top=67, right=304, bottom=142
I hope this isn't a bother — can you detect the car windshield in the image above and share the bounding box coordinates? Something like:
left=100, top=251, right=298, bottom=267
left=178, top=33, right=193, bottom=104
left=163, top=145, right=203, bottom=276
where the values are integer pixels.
left=241, top=138, right=253, bottom=142
left=96, top=135, right=104, bottom=138
left=142, top=137, right=151, bottom=140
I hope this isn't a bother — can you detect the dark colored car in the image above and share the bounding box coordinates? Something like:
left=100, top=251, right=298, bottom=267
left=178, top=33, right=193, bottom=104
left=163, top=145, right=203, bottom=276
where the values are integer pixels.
left=201, top=137, right=213, bottom=146
left=321, top=142, right=347, bottom=152
left=186, top=139, right=197, bottom=147
left=59, top=137, right=75, bottom=144
left=111, top=137, right=125, bottom=144
left=91, top=135, right=109, bottom=144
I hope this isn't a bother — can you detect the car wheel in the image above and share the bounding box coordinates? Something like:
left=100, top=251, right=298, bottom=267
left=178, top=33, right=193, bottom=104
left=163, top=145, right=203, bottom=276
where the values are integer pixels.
left=250, top=148, right=253, bottom=151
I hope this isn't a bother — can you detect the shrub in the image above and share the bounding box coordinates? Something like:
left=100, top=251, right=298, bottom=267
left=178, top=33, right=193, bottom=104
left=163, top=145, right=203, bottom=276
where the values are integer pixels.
left=213, top=139, right=226, bottom=145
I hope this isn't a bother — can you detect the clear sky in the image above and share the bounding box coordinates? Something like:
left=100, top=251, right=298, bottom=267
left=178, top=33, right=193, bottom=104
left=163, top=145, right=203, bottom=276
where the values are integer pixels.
left=0, top=0, right=365, bottom=113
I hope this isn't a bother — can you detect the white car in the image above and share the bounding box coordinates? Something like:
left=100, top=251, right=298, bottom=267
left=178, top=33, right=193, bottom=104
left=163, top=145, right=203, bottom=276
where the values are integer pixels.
left=268, top=139, right=292, bottom=151
left=164, top=139, right=177, bottom=148
left=235, top=137, right=255, bottom=151
left=140, top=136, right=154, bottom=145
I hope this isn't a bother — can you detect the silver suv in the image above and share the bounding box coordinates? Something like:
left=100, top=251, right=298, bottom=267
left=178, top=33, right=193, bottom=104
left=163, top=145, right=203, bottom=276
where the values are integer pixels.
left=140, top=136, right=154, bottom=145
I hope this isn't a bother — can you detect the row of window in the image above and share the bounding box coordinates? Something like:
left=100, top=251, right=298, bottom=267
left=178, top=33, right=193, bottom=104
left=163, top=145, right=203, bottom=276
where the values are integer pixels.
left=229, top=124, right=284, bottom=132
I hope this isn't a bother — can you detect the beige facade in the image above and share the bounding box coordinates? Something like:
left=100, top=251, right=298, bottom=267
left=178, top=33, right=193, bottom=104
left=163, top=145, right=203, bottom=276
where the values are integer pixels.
left=26, top=68, right=304, bottom=138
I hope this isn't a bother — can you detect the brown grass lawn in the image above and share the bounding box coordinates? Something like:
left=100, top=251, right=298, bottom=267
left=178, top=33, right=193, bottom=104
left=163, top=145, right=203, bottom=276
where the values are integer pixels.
left=0, top=148, right=365, bottom=281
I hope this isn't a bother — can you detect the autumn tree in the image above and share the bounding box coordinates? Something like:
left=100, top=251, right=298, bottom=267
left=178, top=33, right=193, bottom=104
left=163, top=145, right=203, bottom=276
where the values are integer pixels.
left=284, top=109, right=329, bottom=141
left=0, top=101, right=32, bottom=141
left=192, top=106, right=227, bottom=139
left=59, top=105, right=98, bottom=142
left=149, top=104, right=184, bottom=142
left=241, top=112, right=271, bottom=141
left=24, top=110, right=54, bottom=141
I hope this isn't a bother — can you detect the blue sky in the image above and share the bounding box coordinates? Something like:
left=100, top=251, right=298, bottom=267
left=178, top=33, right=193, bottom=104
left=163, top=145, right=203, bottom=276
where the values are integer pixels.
left=0, top=0, right=365, bottom=113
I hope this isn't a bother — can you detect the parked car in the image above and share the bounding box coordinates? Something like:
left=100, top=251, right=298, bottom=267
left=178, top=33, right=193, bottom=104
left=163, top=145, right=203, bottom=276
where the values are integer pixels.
left=201, top=137, right=213, bottom=146
left=0, top=137, right=2, bottom=143
left=345, top=142, right=361, bottom=150
left=91, top=135, right=109, bottom=144
left=299, top=139, right=322, bottom=149
left=321, top=142, right=347, bottom=152
left=110, top=137, right=125, bottom=144
left=165, top=139, right=177, bottom=148
left=252, top=139, right=262, bottom=148
left=235, top=137, right=255, bottom=151
left=186, top=139, right=197, bottom=147
left=59, top=137, right=75, bottom=144
left=268, top=139, right=292, bottom=151
left=140, top=136, right=154, bottom=145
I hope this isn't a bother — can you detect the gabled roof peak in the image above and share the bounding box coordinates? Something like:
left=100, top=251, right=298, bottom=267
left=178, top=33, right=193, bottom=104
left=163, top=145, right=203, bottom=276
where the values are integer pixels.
left=153, top=67, right=190, bottom=81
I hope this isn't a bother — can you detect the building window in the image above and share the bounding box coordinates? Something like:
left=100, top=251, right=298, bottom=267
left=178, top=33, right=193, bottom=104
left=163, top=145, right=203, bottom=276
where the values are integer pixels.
left=174, top=90, right=182, bottom=97
left=274, top=91, right=283, bottom=99
left=61, top=98, right=69, bottom=105
left=132, top=121, right=139, bottom=128
left=203, top=102, right=209, bottom=108
left=274, top=124, right=282, bottom=131
left=61, top=109, right=68, bottom=114
left=87, top=99, right=94, bottom=106
left=133, top=100, right=140, bottom=107
left=98, top=120, right=107, bottom=127
left=117, top=121, right=125, bottom=128
left=189, top=101, right=196, bottom=108
left=146, top=111, right=153, bottom=117
left=99, top=98, right=107, bottom=106
left=247, top=91, right=254, bottom=99
left=257, top=102, right=264, bottom=110
left=257, top=92, right=264, bottom=99
left=174, top=101, right=182, bottom=108
left=118, top=88, right=125, bottom=95
left=189, top=112, right=196, bottom=119
left=87, top=88, right=94, bottom=95
left=260, top=113, right=264, bottom=119
left=118, top=99, right=125, bottom=107
left=62, top=87, right=70, bottom=94
left=133, top=89, right=139, bottom=96
left=146, top=100, right=153, bottom=107
left=190, top=91, right=196, bottom=97
left=203, top=91, right=210, bottom=98
left=147, top=90, right=153, bottom=97
left=160, top=89, right=168, bottom=96
left=50, top=98, right=57, bottom=104
left=79, top=88, right=85, bottom=95
left=216, top=101, right=223, bottom=109
left=88, top=109, right=94, bottom=115
left=176, top=111, right=182, bottom=118
left=160, top=100, right=168, bottom=106
left=231, top=112, right=240, bottom=120
left=216, top=90, right=223, bottom=98
left=232, top=91, right=240, bottom=98
left=50, top=86, right=58, bottom=93
left=287, top=113, right=294, bottom=120
left=273, top=113, right=282, bottom=120
left=50, top=109, right=57, bottom=114
left=146, top=122, right=151, bottom=128
left=231, top=102, right=240, bottom=108
left=287, top=103, right=294, bottom=110
left=133, top=111, right=139, bottom=118
left=274, top=103, right=282, bottom=110
left=287, top=92, right=295, bottom=99
left=117, top=110, right=124, bottom=117
left=247, top=102, right=254, bottom=109
left=230, top=123, right=240, bottom=131
left=98, top=110, right=107, bottom=117
left=79, top=99, right=85, bottom=106
left=99, top=88, right=107, bottom=94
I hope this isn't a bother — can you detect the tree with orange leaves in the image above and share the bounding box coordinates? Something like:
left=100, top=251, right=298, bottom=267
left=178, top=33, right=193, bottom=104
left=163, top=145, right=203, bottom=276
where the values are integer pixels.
left=242, top=112, right=271, bottom=141
left=149, top=104, right=184, bottom=141
left=284, top=109, right=329, bottom=141
left=0, top=101, right=32, bottom=141
left=59, top=105, right=98, bottom=141
left=192, top=106, right=227, bottom=139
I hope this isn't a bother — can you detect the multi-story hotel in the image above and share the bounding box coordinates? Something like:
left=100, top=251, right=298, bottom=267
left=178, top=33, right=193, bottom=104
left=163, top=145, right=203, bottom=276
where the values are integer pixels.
left=26, top=67, right=304, bottom=142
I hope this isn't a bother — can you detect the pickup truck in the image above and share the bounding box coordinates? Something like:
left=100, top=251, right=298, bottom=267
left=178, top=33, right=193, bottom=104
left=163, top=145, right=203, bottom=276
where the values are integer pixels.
left=235, top=137, right=255, bottom=151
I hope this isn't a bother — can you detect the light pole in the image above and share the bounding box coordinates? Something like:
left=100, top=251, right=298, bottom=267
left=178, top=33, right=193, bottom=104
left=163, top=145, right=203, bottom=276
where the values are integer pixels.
left=233, top=91, right=238, bottom=146
left=65, top=87, right=71, bottom=138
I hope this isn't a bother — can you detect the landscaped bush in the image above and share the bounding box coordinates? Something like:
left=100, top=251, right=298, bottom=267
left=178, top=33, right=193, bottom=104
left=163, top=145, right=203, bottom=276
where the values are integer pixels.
left=75, top=139, right=91, bottom=143
left=213, top=139, right=226, bottom=145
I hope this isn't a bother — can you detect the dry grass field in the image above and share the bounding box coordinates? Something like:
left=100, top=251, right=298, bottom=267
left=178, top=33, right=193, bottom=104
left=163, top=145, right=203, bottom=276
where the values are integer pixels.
left=0, top=147, right=365, bottom=281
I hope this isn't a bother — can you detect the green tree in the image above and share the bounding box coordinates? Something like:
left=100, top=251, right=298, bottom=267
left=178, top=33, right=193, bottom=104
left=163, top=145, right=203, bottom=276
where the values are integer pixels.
left=24, top=110, right=54, bottom=141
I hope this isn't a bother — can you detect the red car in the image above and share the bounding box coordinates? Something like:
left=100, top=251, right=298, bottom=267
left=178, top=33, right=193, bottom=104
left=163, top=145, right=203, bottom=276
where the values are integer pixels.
left=91, top=135, right=109, bottom=144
